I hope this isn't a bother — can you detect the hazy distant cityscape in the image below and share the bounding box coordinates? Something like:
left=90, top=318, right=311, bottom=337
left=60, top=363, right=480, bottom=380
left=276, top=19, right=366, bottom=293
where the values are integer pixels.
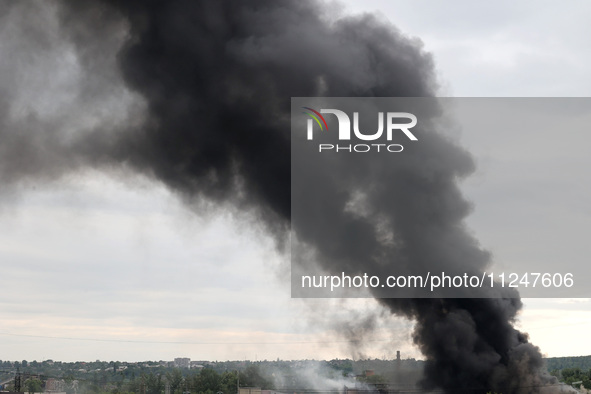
left=1, top=355, right=590, bottom=394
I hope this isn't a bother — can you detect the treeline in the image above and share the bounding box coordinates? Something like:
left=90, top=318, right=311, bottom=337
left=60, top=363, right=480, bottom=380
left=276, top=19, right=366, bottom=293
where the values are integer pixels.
left=550, top=367, right=591, bottom=389
left=111, top=365, right=272, bottom=394
left=545, top=355, right=591, bottom=371
left=0, top=358, right=423, bottom=387
left=543, top=356, right=591, bottom=390
left=3, top=365, right=273, bottom=394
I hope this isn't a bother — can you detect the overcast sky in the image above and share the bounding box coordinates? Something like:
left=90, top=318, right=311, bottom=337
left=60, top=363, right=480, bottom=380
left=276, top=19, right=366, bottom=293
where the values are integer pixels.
left=1, top=0, right=590, bottom=363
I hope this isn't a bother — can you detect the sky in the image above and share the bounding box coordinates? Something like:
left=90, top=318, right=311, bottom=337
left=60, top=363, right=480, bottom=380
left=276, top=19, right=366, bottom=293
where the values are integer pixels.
left=1, top=0, right=591, bottom=363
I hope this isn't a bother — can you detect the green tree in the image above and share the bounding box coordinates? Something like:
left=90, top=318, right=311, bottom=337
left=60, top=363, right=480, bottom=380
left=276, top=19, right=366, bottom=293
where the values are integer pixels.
left=24, top=378, right=42, bottom=394
left=198, top=368, right=221, bottom=393
left=239, top=365, right=273, bottom=389
left=220, top=371, right=237, bottom=394
left=127, top=375, right=141, bottom=394
left=145, top=373, right=164, bottom=394
left=166, top=369, right=184, bottom=394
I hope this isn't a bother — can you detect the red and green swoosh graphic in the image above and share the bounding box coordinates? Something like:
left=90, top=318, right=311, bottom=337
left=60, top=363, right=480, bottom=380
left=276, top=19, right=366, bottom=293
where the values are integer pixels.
left=302, top=107, right=328, bottom=131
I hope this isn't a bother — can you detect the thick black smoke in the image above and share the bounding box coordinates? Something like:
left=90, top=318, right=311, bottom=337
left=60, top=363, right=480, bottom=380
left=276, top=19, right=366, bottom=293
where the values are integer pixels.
left=0, top=1, right=563, bottom=393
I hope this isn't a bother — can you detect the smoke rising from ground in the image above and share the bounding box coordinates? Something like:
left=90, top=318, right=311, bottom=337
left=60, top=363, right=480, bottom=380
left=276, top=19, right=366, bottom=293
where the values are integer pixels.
left=0, top=1, right=561, bottom=393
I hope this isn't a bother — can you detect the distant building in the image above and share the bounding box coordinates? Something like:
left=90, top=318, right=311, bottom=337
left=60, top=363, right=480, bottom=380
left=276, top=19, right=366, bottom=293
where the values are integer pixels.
left=45, top=378, right=66, bottom=392
left=173, top=358, right=190, bottom=368
left=261, top=390, right=283, bottom=394
left=239, top=387, right=261, bottom=394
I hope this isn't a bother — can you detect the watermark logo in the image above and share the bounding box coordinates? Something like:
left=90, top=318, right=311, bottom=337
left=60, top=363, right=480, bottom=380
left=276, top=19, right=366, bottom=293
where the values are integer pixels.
left=302, top=107, right=329, bottom=135
left=301, top=107, right=417, bottom=153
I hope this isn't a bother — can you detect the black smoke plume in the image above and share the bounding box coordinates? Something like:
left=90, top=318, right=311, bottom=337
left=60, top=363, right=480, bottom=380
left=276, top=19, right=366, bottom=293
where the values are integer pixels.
left=0, top=1, right=563, bottom=393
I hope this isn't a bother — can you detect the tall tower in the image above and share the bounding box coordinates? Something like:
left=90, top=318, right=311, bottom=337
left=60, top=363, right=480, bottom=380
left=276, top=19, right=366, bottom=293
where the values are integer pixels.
left=15, top=367, right=22, bottom=392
